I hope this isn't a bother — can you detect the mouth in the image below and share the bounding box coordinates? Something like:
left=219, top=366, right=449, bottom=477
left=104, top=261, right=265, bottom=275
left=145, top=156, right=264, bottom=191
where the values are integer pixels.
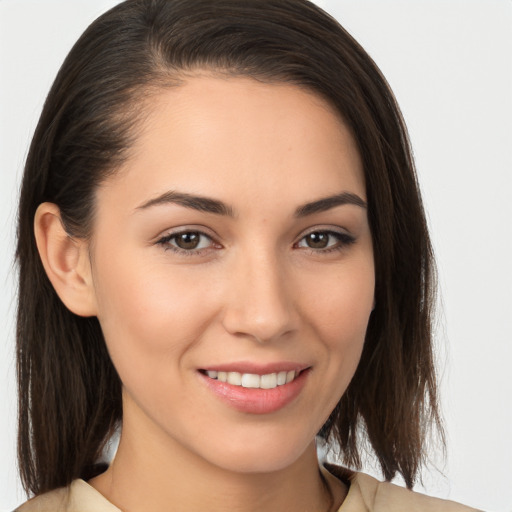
left=198, top=365, right=310, bottom=414
left=200, top=369, right=301, bottom=390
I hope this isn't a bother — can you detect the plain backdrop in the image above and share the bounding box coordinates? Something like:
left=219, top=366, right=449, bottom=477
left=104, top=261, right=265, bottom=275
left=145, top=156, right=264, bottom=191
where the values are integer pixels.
left=1, top=1, right=511, bottom=511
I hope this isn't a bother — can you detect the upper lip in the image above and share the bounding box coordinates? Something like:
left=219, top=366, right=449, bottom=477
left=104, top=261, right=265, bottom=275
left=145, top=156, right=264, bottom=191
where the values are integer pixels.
left=199, top=361, right=310, bottom=375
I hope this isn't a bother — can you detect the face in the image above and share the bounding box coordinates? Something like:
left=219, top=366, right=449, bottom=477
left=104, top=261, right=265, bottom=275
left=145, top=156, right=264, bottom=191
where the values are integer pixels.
left=88, top=74, right=374, bottom=474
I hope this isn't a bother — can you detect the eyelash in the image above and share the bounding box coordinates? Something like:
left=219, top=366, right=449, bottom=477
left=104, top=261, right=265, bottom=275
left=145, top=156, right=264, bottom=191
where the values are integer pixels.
left=295, top=230, right=356, bottom=254
left=156, top=231, right=218, bottom=256
left=156, top=229, right=356, bottom=256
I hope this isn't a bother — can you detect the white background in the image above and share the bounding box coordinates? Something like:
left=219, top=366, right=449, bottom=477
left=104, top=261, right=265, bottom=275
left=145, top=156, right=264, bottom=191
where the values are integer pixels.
left=1, top=1, right=511, bottom=511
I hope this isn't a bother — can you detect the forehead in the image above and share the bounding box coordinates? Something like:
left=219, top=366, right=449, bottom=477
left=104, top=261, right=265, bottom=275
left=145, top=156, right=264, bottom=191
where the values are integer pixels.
left=100, top=74, right=365, bottom=213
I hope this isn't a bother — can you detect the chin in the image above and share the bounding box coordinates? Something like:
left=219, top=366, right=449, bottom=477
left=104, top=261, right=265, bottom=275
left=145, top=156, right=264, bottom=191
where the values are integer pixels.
left=192, top=428, right=317, bottom=475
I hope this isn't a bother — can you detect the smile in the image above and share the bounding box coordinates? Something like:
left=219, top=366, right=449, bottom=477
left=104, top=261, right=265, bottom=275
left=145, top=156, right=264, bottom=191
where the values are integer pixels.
left=199, top=367, right=310, bottom=414
left=204, top=370, right=298, bottom=389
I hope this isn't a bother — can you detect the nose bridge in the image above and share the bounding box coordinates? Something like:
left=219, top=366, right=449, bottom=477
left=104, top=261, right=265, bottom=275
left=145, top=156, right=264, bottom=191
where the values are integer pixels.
left=222, top=243, right=295, bottom=343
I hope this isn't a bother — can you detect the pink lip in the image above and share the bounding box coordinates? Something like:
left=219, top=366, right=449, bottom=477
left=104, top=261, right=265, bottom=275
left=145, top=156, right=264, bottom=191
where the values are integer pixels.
left=198, top=366, right=310, bottom=415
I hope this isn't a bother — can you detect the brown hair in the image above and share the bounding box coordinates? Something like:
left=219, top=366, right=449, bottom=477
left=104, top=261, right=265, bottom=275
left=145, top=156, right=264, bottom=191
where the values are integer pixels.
left=16, top=0, right=442, bottom=496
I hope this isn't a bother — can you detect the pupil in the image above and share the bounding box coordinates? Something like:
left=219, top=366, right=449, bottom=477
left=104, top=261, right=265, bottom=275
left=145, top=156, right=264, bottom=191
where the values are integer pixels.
left=307, top=232, right=328, bottom=249
left=176, top=232, right=200, bottom=250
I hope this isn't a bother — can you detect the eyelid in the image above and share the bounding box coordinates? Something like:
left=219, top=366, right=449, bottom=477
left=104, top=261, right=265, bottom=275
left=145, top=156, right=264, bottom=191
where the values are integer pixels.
left=296, top=225, right=353, bottom=241
left=155, top=226, right=222, bottom=254
left=154, top=225, right=355, bottom=256
left=294, top=226, right=356, bottom=252
left=154, top=224, right=220, bottom=242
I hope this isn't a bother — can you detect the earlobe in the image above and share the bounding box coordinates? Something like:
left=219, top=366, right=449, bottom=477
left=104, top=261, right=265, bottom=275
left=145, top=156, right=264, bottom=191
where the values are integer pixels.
left=34, top=202, right=97, bottom=317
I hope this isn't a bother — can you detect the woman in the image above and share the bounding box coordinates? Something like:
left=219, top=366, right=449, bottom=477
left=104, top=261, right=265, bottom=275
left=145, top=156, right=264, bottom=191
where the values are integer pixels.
left=14, top=0, right=479, bottom=510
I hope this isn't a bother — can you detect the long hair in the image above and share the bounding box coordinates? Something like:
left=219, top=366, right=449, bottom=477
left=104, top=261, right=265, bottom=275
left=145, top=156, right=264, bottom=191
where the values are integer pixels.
left=16, top=0, right=442, bottom=495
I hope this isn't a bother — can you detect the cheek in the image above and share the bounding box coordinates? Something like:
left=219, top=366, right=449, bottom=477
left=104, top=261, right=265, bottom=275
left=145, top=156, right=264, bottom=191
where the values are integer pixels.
left=92, top=252, right=217, bottom=372
left=304, top=258, right=375, bottom=339
left=91, top=257, right=217, bottom=424
left=300, top=256, right=374, bottom=394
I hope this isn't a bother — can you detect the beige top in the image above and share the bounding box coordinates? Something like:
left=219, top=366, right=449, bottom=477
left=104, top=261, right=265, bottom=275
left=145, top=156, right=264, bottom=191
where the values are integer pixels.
left=15, top=466, right=481, bottom=512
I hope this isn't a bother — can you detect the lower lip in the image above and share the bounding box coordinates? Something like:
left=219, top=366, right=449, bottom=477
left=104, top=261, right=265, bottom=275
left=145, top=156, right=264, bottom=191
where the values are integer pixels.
left=198, top=369, right=310, bottom=414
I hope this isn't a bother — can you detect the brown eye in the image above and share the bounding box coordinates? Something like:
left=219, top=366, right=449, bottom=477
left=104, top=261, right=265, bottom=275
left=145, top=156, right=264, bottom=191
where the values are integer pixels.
left=157, top=231, right=214, bottom=252
left=296, top=230, right=356, bottom=252
left=304, top=232, right=330, bottom=249
left=174, top=232, right=201, bottom=250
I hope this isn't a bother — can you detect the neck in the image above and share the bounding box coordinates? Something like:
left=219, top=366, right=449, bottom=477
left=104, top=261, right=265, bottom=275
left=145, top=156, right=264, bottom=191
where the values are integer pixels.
left=90, top=425, right=344, bottom=512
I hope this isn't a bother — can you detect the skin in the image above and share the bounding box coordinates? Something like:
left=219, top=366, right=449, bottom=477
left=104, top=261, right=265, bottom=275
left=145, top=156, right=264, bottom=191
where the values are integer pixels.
left=36, top=74, right=375, bottom=511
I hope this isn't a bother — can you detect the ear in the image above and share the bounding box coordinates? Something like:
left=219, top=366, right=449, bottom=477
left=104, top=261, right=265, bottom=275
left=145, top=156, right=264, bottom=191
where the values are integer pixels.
left=34, top=202, right=97, bottom=317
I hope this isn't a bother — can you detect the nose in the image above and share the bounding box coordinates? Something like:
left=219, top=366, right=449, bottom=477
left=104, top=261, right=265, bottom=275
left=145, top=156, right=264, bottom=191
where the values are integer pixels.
left=221, top=249, right=297, bottom=344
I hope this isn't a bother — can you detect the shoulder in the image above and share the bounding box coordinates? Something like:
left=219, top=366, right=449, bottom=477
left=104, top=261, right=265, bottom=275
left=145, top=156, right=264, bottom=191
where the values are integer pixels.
left=14, top=485, right=70, bottom=512
left=14, top=480, right=121, bottom=512
left=324, top=464, right=482, bottom=512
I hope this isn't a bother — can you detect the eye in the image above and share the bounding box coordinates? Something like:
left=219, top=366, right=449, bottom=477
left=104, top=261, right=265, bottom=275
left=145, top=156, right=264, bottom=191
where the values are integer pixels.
left=157, top=230, right=215, bottom=253
left=296, top=230, right=355, bottom=251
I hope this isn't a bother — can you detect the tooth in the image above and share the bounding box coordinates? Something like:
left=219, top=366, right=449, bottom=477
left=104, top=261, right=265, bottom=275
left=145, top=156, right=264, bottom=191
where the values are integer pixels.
left=227, top=372, right=242, bottom=385
left=210, top=370, right=297, bottom=388
left=260, top=373, right=277, bottom=389
left=241, top=373, right=261, bottom=388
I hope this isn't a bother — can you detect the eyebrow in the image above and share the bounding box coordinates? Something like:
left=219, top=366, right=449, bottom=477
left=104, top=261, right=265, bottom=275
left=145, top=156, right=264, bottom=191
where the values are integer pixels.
left=136, top=190, right=367, bottom=217
left=136, top=191, right=235, bottom=216
left=294, top=192, right=367, bottom=217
